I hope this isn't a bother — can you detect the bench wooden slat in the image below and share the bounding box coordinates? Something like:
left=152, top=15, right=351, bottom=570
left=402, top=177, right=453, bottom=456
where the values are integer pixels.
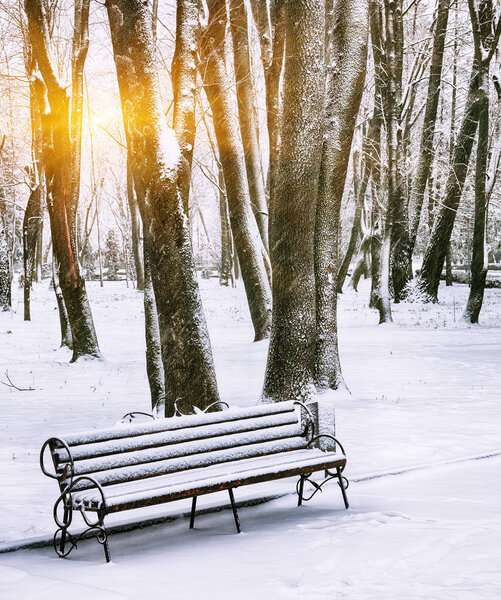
left=66, top=422, right=304, bottom=477
left=67, top=436, right=309, bottom=490
left=58, top=402, right=299, bottom=447
left=53, top=411, right=301, bottom=463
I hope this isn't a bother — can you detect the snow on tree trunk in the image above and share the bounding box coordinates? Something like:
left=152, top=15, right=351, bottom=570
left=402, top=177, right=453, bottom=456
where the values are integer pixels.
left=314, top=0, right=369, bottom=392
left=262, top=0, right=325, bottom=403
left=172, top=0, right=200, bottom=216
left=0, top=208, right=10, bottom=311
left=200, top=0, right=271, bottom=342
left=407, top=0, right=449, bottom=262
left=230, top=0, right=269, bottom=250
left=106, top=0, right=220, bottom=414
left=26, top=0, right=101, bottom=361
left=417, top=65, right=482, bottom=301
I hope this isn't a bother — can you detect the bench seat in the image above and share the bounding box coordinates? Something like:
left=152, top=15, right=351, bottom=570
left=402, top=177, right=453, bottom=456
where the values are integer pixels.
left=70, top=447, right=345, bottom=511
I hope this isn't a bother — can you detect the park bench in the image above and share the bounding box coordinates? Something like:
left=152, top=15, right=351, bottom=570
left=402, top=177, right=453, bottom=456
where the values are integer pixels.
left=40, top=400, right=349, bottom=562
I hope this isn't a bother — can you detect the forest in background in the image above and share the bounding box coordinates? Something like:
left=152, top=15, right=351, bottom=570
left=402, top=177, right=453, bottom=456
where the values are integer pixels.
left=0, top=0, right=500, bottom=415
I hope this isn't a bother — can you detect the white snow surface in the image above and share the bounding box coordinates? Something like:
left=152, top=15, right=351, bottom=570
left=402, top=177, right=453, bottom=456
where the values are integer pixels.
left=1, top=278, right=500, bottom=599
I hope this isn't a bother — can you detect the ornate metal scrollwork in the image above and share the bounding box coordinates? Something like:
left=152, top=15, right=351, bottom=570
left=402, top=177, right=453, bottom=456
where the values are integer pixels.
left=293, top=401, right=316, bottom=441
left=173, top=398, right=230, bottom=416
left=121, top=411, right=156, bottom=423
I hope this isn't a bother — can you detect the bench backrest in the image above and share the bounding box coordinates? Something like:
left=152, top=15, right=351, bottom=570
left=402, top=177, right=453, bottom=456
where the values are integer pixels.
left=46, top=402, right=312, bottom=492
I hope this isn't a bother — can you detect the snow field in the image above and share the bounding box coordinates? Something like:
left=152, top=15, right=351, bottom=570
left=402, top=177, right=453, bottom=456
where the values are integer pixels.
left=0, top=277, right=500, bottom=598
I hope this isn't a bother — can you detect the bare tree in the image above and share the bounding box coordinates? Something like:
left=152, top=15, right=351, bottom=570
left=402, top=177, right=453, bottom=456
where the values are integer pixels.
left=417, top=2, right=501, bottom=302
left=464, top=0, right=501, bottom=322
left=106, top=0, right=220, bottom=414
left=25, top=0, right=101, bottom=360
left=199, top=0, right=271, bottom=341
left=315, top=0, right=369, bottom=392
left=230, top=0, right=268, bottom=249
left=263, top=0, right=325, bottom=403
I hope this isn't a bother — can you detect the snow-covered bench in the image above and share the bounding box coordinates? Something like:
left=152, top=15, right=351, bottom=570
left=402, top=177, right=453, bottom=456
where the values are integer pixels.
left=40, top=401, right=348, bottom=562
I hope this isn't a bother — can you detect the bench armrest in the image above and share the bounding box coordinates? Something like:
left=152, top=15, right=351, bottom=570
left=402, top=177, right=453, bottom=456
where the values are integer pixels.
left=307, top=434, right=347, bottom=457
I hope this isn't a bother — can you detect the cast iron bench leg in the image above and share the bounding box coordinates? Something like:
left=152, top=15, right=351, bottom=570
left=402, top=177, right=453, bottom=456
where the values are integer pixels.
left=228, top=489, right=241, bottom=533
left=190, top=496, right=197, bottom=529
left=337, top=467, right=349, bottom=509
left=297, top=475, right=306, bottom=506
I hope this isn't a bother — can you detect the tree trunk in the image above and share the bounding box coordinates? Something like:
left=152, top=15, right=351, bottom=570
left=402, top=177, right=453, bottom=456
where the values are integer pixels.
left=314, top=0, right=369, bottom=392
left=263, top=0, right=325, bottom=403
left=126, top=154, right=144, bottom=290
left=200, top=0, right=271, bottom=341
left=23, top=175, right=43, bottom=320
left=26, top=0, right=101, bottom=361
left=106, top=0, right=220, bottom=414
left=349, top=233, right=371, bottom=291
left=172, top=0, right=200, bottom=215
left=230, top=0, right=268, bottom=249
left=369, top=0, right=392, bottom=323
left=417, top=65, right=481, bottom=301
left=0, top=208, right=10, bottom=311
left=143, top=239, right=165, bottom=413
left=69, top=0, right=90, bottom=232
left=338, top=116, right=379, bottom=292
left=408, top=0, right=449, bottom=262
left=52, top=260, right=73, bottom=349
left=383, top=0, right=409, bottom=302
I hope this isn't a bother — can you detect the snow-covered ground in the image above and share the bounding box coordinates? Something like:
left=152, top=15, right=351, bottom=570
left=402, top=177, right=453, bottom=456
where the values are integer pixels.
left=1, top=277, right=500, bottom=599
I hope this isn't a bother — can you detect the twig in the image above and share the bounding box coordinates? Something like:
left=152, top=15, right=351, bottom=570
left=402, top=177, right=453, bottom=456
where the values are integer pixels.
left=1, top=370, right=35, bottom=392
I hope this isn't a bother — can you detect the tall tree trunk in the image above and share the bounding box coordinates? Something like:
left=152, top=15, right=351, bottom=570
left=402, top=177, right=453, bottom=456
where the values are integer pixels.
left=338, top=118, right=378, bottom=292
left=464, top=1, right=500, bottom=322
left=143, top=239, right=165, bottom=413
left=417, top=65, right=482, bottom=300
left=26, top=0, right=101, bottom=361
left=172, top=0, right=200, bottom=215
left=126, top=154, right=144, bottom=290
left=23, top=173, right=43, bottom=321
left=200, top=0, right=271, bottom=341
left=52, top=259, right=73, bottom=349
left=383, top=0, right=409, bottom=302
left=314, top=0, right=369, bottom=392
left=106, top=0, right=220, bottom=414
left=369, top=0, right=392, bottom=322
left=69, top=0, right=90, bottom=232
left=408, top=0, right=449, bottom=262
left=0, top=206, right=10, bottom=311
left=263, top=0, right=325, bottom=403
left=230, top=0, right=269, bottom=249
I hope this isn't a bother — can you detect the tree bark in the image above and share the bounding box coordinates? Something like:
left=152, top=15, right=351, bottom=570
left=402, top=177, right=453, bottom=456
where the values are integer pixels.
left=463, top=1, right=500, bottom=322
left=383, top=0, right=409, bottom=302
left=262, top=0, right=325, bottom=403
left=417, top=65, right=482, bottom=301
left=408, top=0, right=449, bottom=262
left=126, top=154, right=144, bottom=290
left=314, top=0, right=369, bottom=392
left=369, top=0, right=392, bottom=322
left=0, top=206, right=10, bottom=311
left=26, top=0, right=101, bottom=361
left=143, top=239, right=165, bottom=413
left=230, top=0, right=268, bottom=249
left=106, top=0, right=220, bottom=414
left=200, top=0, right=271, bottom=341
left=172, top=0, right=200, bottom=215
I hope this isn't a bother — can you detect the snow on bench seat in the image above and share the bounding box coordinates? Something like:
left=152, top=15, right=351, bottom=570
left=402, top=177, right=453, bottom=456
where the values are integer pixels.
left=71, top=448, right=346, bottom=511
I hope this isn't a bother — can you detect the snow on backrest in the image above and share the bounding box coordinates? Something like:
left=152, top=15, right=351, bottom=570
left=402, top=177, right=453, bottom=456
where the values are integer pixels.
left=50, top=402, right=311, bottom=487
